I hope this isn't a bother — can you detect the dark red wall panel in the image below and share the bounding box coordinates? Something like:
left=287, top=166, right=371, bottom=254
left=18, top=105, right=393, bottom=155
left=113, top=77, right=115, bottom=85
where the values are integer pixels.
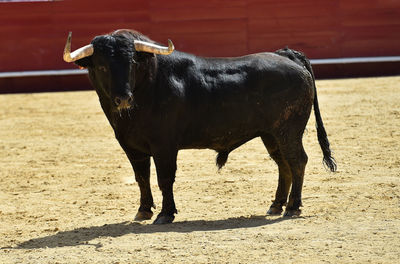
left=0, top=0, right=399, bottom=78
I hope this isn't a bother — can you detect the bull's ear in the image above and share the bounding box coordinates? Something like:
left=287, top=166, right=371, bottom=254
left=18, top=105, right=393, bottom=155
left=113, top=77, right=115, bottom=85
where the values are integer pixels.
left=137, top=51, right=155, bottom=61
left=74, top=57, right=92, bottom=68
left=135, top=52, right=156, bottom=69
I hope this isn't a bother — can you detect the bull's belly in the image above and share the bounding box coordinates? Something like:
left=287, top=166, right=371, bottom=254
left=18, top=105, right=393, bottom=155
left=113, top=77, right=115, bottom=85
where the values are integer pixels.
left=178, top=120, right=269, bottom=152
left=180, top=135, right=260, bottom=152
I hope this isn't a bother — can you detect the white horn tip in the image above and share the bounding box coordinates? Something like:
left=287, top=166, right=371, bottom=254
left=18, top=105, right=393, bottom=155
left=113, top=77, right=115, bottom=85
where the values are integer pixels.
left=168, top=39, right=175, bottom=53
left=63, top=32, right=73, bottom=62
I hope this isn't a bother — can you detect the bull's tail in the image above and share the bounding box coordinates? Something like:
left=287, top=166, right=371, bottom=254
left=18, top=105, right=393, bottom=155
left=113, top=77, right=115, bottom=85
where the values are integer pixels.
left=303, top=57, right=337, bottom=172
left=276, top=48, right=337, bottom=172
left=312, top=85, right=337, bottom=171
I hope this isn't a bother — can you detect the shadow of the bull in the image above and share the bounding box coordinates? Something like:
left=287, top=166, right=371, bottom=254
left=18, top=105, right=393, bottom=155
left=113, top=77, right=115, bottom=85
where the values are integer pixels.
left=10, top=215, right=297, bottom=249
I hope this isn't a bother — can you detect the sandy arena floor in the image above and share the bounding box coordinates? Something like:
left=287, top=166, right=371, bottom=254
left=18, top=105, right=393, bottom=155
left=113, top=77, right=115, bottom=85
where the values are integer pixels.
left=0, top=76, right=399, bottom=263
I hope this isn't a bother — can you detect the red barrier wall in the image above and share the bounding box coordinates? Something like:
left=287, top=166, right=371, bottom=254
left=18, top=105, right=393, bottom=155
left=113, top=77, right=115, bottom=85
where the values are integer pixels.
left=0, top=0, right=399, bottom=92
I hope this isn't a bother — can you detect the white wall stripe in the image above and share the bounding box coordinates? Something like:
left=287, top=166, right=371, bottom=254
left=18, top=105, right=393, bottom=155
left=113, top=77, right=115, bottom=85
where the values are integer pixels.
left=0, top=56, right=399, bottom=78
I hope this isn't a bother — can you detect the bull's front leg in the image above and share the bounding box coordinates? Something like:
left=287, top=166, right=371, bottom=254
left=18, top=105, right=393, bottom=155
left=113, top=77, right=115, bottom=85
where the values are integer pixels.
left=131, top=156, right=155, bottom=221
left=122, top=148, right=155, bottom=221
left=152, top=149, right=178, bottom=224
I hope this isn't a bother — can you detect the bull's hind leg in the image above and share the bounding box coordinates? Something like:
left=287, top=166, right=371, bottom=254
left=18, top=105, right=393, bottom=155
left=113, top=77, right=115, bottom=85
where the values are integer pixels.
left=278, top=135, right=308, bottom=217
left=261, top=134, right=292, bottom=215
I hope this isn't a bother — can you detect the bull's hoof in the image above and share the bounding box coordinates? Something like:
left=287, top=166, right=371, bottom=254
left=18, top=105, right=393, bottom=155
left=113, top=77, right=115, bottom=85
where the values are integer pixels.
left=283, top=209, right=301, bottom=217
left=153, top=214, right=175, bottom=225
left=267, top=206, right=283, bottom=215
left=134, top=211, right=153, bottom=221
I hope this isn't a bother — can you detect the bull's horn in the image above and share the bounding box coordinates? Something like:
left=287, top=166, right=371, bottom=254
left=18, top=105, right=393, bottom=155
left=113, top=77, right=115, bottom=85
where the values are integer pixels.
left=63, top=32, right=94, bottom=63
left=134, top=39, right=174, bottom=55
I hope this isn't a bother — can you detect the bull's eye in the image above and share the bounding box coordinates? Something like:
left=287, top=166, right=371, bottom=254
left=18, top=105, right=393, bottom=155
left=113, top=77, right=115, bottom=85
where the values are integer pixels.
left=98, top=66, right=107, bottom=72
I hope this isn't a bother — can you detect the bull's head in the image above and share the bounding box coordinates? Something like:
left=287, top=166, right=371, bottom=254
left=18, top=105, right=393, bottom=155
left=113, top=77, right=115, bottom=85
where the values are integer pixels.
left=63, top=30, right=174, bottom=111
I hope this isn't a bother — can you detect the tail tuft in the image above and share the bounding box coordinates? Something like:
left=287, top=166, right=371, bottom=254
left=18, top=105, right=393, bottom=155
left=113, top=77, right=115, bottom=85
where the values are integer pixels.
left=317, top=124, right=337, bottom=172
left=323, top=156, right=337, bottom=172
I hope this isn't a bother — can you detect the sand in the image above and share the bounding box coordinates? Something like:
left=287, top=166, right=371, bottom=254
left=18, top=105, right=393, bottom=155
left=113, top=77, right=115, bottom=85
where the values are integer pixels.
left=0, top=76, right=399, bottom=263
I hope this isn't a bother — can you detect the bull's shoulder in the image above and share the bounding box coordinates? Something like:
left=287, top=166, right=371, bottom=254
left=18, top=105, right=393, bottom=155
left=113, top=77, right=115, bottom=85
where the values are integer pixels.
left=156, top=51, right=196, bottom=73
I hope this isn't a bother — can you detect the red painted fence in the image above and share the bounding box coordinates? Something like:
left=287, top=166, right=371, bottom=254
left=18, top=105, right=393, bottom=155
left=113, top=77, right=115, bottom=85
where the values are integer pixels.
left=0, top=0, right=399, bottom=92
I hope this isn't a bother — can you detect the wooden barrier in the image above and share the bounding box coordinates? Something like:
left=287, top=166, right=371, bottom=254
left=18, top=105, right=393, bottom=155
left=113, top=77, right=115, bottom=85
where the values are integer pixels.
left=0, top=0, right=399, bottom=92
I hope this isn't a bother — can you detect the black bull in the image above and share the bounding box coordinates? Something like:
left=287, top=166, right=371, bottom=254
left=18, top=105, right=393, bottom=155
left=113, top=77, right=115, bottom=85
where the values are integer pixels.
left=65, top=30, right=336, bottom=224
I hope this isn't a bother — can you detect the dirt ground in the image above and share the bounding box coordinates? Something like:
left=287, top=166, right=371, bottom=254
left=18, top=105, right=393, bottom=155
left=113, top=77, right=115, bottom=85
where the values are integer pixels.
left=0, top=76, right=399, bottom=263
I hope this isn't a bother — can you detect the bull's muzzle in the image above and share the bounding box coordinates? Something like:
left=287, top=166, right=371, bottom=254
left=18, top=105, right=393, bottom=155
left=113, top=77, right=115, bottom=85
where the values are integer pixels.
left=114, top=94, right=133, bottom=110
